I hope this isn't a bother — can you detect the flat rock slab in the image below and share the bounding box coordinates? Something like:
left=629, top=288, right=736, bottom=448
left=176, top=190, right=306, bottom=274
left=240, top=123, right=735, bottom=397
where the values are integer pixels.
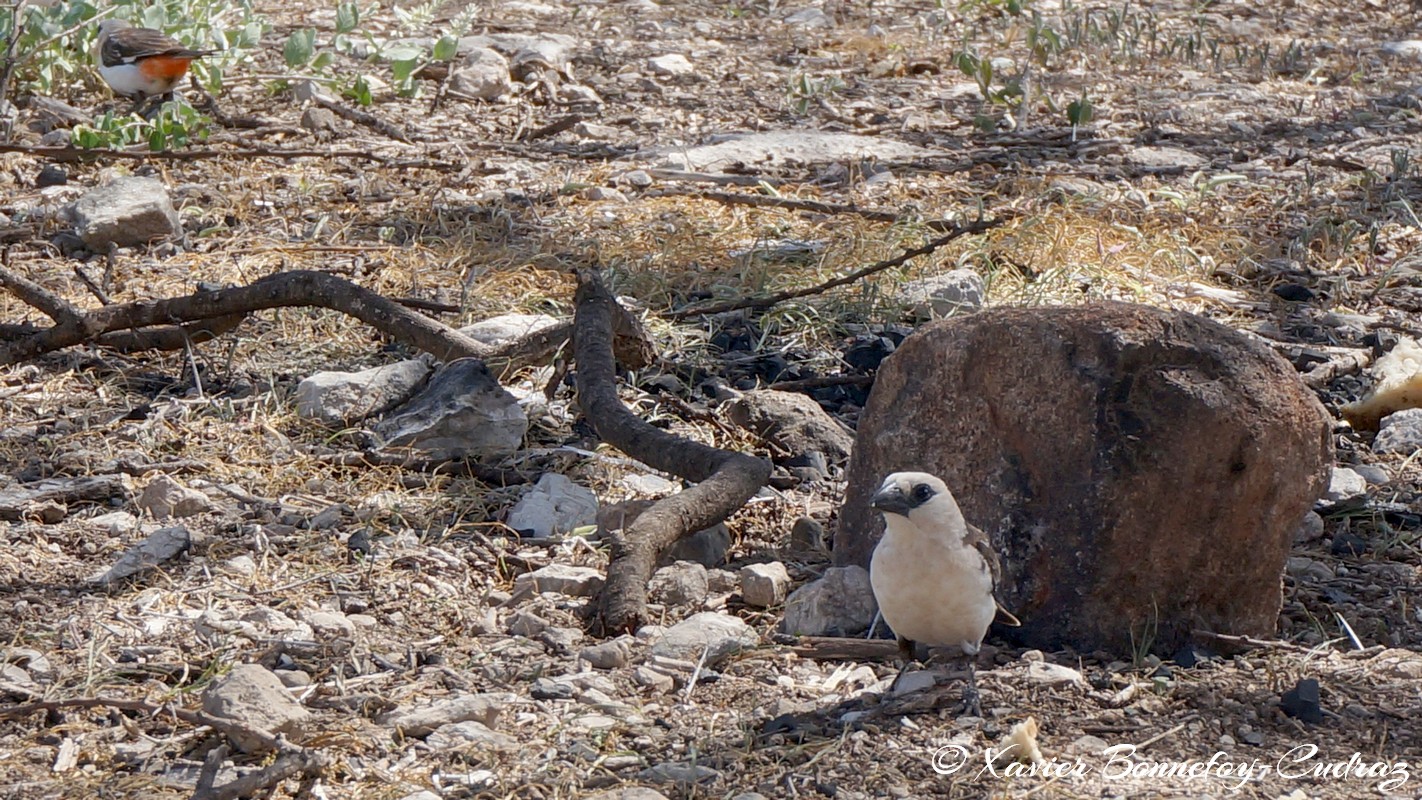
left=63, top=176, right=181, bottom=249
left=201, top=664, right=310, bottom=753
left=372, top=358, right=527, bottom=458
left=640, top=130, right=942, bottom=172
left=836, top=302, right=1332, bottom=654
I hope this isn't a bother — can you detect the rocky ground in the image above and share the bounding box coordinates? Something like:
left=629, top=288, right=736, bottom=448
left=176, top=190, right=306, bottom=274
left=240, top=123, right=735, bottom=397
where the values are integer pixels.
left=2, top=0, right=1422, bottom=798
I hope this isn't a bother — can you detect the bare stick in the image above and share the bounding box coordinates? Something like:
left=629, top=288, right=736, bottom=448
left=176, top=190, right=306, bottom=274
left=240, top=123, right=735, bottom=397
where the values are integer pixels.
left=649, top=188, right=904, bottom=223
left=1, top=269, right=489, bottom=366
left=665, top=217, right=1006, bottom=320
left=574, top=270, right=770, bottom=633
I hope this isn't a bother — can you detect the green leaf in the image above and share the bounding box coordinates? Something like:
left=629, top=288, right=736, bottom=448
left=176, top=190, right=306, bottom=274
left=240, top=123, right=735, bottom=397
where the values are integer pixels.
left=433, top=35, right=457, bottom=62
left=391, top=57, right=420, bottom=81
left=283, top=29, right=316, bottom=68
left=336, top=1, right=360, bottom=33
left=351, top=75, right=373, bottom=106
left=312, top=51, right=334, bottom=70
left=382, top=44, right=424, bottom=62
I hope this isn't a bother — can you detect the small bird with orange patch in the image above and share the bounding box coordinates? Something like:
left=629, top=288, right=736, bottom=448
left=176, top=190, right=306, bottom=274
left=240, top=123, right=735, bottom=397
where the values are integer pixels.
left=94, top=19, right=217, bottom=113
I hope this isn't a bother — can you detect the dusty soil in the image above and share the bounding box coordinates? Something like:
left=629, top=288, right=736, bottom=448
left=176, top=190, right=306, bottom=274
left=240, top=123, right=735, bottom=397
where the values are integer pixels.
left=1, top=0, right=1421, bottom=798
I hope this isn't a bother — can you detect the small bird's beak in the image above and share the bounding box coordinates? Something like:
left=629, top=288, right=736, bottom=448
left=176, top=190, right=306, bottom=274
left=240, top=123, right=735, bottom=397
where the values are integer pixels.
left=871, top=485, right=912, bottom=517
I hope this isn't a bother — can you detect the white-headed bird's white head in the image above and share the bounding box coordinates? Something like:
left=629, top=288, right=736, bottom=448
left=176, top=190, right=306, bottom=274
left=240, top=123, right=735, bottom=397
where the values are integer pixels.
left=870, top=471, right=968, bottom=545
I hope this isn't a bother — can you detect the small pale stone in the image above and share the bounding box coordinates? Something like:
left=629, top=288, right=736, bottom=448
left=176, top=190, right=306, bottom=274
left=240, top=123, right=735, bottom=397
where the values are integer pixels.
left=649, top=561, right=709, bottom=606
left=738, top=562, right=790, bottom=608
left=378, top=693, right=509, bottom=738
left=201, top=664, right=311, bottom=753
left=138, top=475, right=211, bottom=519
left=426, top=720, right=518, bottom=750
left=580, top=638, right=634, bottom=670
left=515, top=564, right=605, bottom=597
left=633, top=665, right=675, bottom=694
left=651, top=612, right=757, bottom=667
left=1027, top=661, right=1085, bottom=687
left=647, top=53, right=693, bottom=77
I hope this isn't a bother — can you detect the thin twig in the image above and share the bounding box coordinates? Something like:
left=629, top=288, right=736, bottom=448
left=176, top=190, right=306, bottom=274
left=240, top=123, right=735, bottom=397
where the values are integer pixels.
left=0, top=143, right=455, bottom=169
left=665, top=216, right=1006, bottom=320
left=649, top=188, right=904, bottom=223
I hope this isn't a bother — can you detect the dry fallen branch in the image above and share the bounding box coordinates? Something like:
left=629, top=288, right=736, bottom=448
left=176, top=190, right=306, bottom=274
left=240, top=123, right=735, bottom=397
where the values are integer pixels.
left=665, top=216, right=1006, bottom=320
left=0, top=264, right=245, bottom=353
left=0, top=142, right=456, bottom=170
left=574, top=270, right=771, bottom=633
left=1, top=267, right=653, bottom=374
left=2, top=269, right=506, bottom=367
left=0, top=695, right=329, bottom=800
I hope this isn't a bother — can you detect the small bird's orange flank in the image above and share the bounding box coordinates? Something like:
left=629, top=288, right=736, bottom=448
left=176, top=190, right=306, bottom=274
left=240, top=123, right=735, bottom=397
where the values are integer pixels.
left=94, top=19, right=218, bottom=112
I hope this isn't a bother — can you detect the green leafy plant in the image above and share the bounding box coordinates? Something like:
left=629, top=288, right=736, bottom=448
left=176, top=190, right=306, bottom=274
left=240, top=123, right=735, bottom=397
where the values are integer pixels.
left=71, top=101, right=211, bottom=151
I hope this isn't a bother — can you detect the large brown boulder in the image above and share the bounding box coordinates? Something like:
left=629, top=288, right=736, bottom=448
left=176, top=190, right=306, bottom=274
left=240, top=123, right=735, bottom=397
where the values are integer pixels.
left=836, top=303, right=1333, bottom=654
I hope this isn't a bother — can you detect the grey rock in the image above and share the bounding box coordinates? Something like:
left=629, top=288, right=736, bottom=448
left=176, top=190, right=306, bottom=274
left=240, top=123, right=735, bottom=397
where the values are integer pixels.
left=647, top=53, right=693, bottom=77
left=201, top=664, right=311, bottom=753
left=781, top=566, right=878, bottom=636
left=90, top=526, right=191, bottom=586
left=274, top=669, right=311, bottom=688
left=295, top=359, right=431, bottom=424
left=663, top=523, right=731, bottom=568
left=506, top=610, right=549, bottom=637
left=643, top=130, right=941, bottom=172
left=1373, top=408, right=1422, bottom=454
left=587, top=789, right=671, bottom=800
left=651, top=612, right=757, bottom=667
left=1125, top=146, right=1206, bottom=169
left=1381, top=40, right=1422, bottom=59
left=727, top=390, right=853, bottom=465
left=639, top=762, right=721, bottom=785
left=456, top=33, right=575, bottom=70
left=1286, top=557, right=1334, bottom=582
left=739, top=562, right=790, bottom=608
left=560, top=84, right=603, bottom=104
left=1068, top=734, right=1110, bottom=755
left=450, top=47, right=511, bottom=100
left=649, top=561, right=710, bottom=606
left=622, top=169, right=654, bottom=188
left=378, top=693, right=509, bottom=737
left=307, top=503, right=349, bottom=530
left=782, top=7, right=832, bottom=27
left=64, top=176, right=181, bottom=249
left=515, top=564, right=605, bottom=597
left=539, top=626, right=584, bottom=654
left=506, top=473, right=598, bottom=538
left=399, top=793, right=443, bottom=800
left=789, top=516, right=824, bottom=551
left=898, top=269, right=986, bottom=319
left=138, top=475, right=211, bottom=519
left=86, top=511, right=140, bottom=536
left=1294, top=511, right=1326, bottom=544
left=891, top=669, right=938, bottom=696
left=1317, top=467, right=1367, bottom=511
left=633, top=665, right=675, bottom=694
left=1027, top=661, right=1086, bottom=687
left=372, top=358, right=527, bottom=458
left=299, top=106, right=339, bottom=135
left=1351, top=464, right=1390, bottom=485
left=706, top=568, right=738, bottom=594
left=426, top=720, right=518, bottom=750
left=582, top=186, right=628, bottom=203
left=580, top=637, right=634, bottom=670
left=305, top=611, right=355, bottom=640
left=4, top=649, right=54, bottom=681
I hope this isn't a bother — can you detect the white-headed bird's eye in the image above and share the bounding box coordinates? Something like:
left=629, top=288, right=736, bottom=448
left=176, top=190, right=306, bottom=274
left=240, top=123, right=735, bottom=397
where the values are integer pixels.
left=912, top=483, right=933, bottom=503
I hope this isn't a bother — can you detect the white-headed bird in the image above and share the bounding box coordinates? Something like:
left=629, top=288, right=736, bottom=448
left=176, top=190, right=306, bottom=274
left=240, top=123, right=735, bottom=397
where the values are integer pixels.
left=869, top=471, right=1017, bottom=715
